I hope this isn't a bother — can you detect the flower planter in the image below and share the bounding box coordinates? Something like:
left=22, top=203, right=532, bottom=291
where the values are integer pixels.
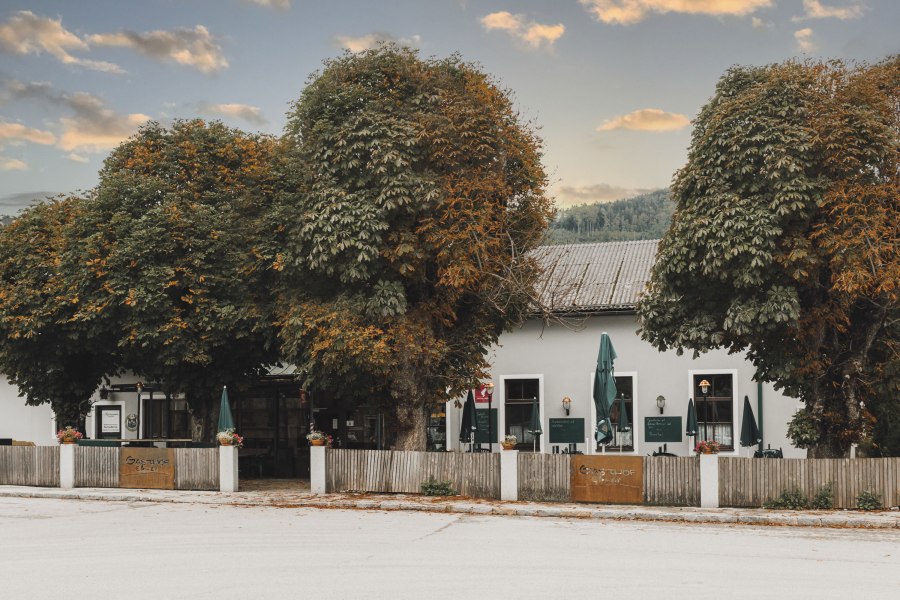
left=61, top=440, right=76, bottom=445
left=501, top=442, right=516, bottom=450
left=310, top=439, right=326, bottom=446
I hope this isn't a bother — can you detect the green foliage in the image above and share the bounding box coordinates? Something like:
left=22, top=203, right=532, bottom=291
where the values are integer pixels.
left=855, top=490, right=882, bottom=511
left=764, top=489, right=809, bottom=510
left=810, top=484, right=834, bottom=510
left=787, top=411, right=820, bottom=449
left=421, top=478, right=456, bottom=496
left=638, top=57, right=900, bottom=457
left=548, top=189, right=673, bottom=244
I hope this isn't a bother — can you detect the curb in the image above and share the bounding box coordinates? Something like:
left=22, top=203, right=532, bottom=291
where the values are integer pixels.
left=2, top=488, right=897, bottom=529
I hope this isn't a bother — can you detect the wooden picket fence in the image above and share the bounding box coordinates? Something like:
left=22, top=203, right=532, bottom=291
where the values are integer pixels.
left=174, top=448, right=219, bottom=490
left=0, top=446, right=59, bottom=487
left=643, top=456, right=700, bottom=507
left=327, top=449, right=500, bottom=498
left=518, top=453, right=570, bottom=502
left=75, top=447, right=119, bottom=488
left=719, top=457, right=900, bottom=509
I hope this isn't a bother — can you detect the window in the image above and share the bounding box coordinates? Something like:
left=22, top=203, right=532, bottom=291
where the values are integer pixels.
left=605, top=375, right=634, bottom=452
left=694, top=373, right=734, bottom=449
left=504, top=378, right=540, bottom=451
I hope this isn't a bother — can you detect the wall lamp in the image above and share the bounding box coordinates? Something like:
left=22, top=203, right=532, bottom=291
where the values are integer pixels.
left=562, top=396, right=571, bottom=416
left=656, top=395, right=666, bottom=414
left=699, top=379, right=711, bottom=398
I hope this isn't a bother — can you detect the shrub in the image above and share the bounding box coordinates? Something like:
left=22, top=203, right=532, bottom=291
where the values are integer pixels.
left=856, top=490, right=882, bottom=511
left=764, top=489, right=809, bottom=510
left=421, top=478, right=456, bottom=496
left=810, top=484, right=834, bottom=510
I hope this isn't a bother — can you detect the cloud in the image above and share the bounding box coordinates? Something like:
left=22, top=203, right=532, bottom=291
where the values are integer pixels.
left=794, top=28, right=818, bottom=52
left=481, top=11, right=565, bottom=48
left=199, top=102, right=266, bottom=124
left=2, top=79, right=150, bottom=153
left=792, top=0, right=864, bottom=22
left=0, top=190, right=55, bottom=211
left=557, top=183, right=656, bottom=204
left=597, top=108, right=690, bottom=132
left=244, top=0, right=291, bottom=8
left=66, top=152, right=89, bottom=163
left=751, top=16, right=772, bottom=29
left=578, top=0, right=773, bottom=25
left=334, top=33, right=422, bottom=53
left=0, top=157, right=28, bottom=171
left=88, top=25, right=228, bottom=74
left=0, top=121, right=56, bottom=146
left=0, top=11, right=123, bottom=73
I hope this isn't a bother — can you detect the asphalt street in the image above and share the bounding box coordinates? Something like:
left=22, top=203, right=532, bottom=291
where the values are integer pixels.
left=1, top=497, right=897, bottom=599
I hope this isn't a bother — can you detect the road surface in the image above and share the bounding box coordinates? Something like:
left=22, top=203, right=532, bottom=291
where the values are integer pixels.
left=1, top=497, right=897, bottom=599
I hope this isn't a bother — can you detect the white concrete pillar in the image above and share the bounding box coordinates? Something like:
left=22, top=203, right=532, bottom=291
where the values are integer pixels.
left=59, top=443, right=75, bottom=489
left=310, top=445, right=326, bottom=494
left=219, top=445, right=238, bottom=492
left=699, top=453, right=719, bottom=508
left=500, top=450, right=518, bottom=501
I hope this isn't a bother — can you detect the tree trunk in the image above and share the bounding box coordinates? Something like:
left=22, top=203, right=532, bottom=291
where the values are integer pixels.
left=391, top=401, right=429, bottom=451
left=188, top=393, right=219, bottom=443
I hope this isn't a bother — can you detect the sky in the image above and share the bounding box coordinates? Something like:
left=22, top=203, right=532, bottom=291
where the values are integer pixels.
left=0, top=0, right=897, bottom=215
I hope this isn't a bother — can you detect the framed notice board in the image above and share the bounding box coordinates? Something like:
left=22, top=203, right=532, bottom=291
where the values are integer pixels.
left=549, top=418, right=584, bottom=444
left=474, top=409, right=498, bottom=444
left=644, top=416, right=682, bottom=443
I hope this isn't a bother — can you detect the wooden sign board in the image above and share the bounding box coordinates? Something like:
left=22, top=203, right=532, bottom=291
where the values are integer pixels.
left=644, top=416, right=682, bottom=443
left=119, top=448, right=176, bottom=490
left=571, top=456, right=643, bottom=504
left=549, top=418, right=585, bottom=444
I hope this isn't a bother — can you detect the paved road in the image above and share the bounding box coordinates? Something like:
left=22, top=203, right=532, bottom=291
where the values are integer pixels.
left=1, top=497, right=897, bottom=599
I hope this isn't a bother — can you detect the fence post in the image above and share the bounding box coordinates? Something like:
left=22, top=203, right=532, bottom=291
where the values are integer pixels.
left=59, top=444, right=75, bottom=489
left=500, top=450, right=518, bottom=501
left=219, top=445, right=238, bottom=492
left=310, top=445, right=326, bottom=494
left=699, top=454, right=719, bottom=508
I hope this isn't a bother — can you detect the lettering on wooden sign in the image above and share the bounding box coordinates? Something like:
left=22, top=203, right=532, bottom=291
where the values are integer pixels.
left=119, top=448, right=176, bottom=490
left=570, top=456, right=643, bottom=504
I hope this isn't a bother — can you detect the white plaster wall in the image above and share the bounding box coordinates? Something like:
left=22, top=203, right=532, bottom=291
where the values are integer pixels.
left=448, top=314, right=805, bottom=458
left=0, top=378, right=56, bottom=445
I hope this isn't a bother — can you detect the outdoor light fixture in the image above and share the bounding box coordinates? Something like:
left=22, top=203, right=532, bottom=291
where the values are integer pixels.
left=99, top=384, right=109, bottom=400
left=136, top=381, right=143, bottom=394
left=699, top=379, right=710, bottom=397
left=656, top=395, right=666, bottom=414
left=562, top=396, right=571, bottom=415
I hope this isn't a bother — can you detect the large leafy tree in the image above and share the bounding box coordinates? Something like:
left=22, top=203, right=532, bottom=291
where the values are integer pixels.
left=0, top=197, right=117, bottom=428
left=276, top=46, right=553, bottom=449
left=74, top=119, right=283, bottom=439
left=638, top=58, right=899, bottom=457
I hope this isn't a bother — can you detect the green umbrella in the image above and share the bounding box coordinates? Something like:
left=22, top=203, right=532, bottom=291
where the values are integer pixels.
left=217, top=385, right=235, bottom=432
left=528, top=395, right=542, bottom=452
left=740, top=395, right=762, bottom=447
left=593, top=332, right=617, bottom=445
left=459, top=390, right=478, bottom=449
left=615, top=395, right=631, bottom=433
left=685, top=397, right=698, bottom=438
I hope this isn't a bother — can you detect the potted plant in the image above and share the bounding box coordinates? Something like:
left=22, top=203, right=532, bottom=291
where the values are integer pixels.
left=307, top=430, right=327, bottom=446
left=216, top=429, right=244, bottom=448
left=501, top=434, right=517, bottom=450
left=694, top=440, right=721, bottom=455
left=56, top=426, right=83, bottom=444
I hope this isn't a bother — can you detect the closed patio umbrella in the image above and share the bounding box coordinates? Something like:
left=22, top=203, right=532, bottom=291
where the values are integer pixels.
left=528, top=395, right=542, bottom=452
left=686, top=397, right=698, bottom=450
left=740, top=395, right=762, bottom=447
left=615, top=394, right=631, bottom=452
left=593, top=332, right=617, bottom=446
left=217, top=386, right=235, bottom=432
left=459, top=390, right=478, bottom=451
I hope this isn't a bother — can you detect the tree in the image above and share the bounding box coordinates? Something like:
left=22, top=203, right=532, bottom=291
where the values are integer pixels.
left=0, top=197, right=116, bottom=428
left=638, top=57, right=898, bottom=457
left=276, top=46, right=553, bottom=449
left=76, top=119, right=283, bottom=439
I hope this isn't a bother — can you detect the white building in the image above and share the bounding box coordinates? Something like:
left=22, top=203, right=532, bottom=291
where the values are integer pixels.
left=446, top=240, right=804, bottom=458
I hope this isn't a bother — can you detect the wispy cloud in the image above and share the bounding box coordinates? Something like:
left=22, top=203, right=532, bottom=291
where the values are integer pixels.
left=244, top=0, right=291, bottom=8
left=88, top=25, right=228, bottom=74
left=0, top=121, right=57, bottom=146
left=2, top=79, right=149, bottom=153
left=597, top=108, right=690, bottom=132
left=66, top=152, right=89, bottom=163
left=751, top=16, right=772, bottom=29
left=0, top=11, right=123, bottom=73
left=480, top=11, right=565, bottom=49
left=579, top=0, right=773, bottom=25
left=334, top=33, right=422, bottom=53
left=794, top=28, right=818, bottom=52
left=0, top=157, right=28, bottom=171
left=199, top=102, right=266, bottom=124
left=557, top=183, right=656, bottom=205
left=792, top=0, right=864, bottom=22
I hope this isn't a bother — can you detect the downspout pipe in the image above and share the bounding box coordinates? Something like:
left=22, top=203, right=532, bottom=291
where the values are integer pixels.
left=757, top=380, right=764, bottom=453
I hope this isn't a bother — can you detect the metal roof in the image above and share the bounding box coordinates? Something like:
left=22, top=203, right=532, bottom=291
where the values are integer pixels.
left=533, top=240, right=659, bottom=313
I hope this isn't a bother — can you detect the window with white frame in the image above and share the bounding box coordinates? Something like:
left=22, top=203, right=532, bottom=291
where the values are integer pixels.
left=504, top=378, right=540, bottom=451
left=693, top=373, right=735, bottom=449
left=597, top=375, right=634, bottom=452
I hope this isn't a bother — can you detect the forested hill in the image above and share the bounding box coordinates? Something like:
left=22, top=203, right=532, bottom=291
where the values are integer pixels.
left=547, top=189, right=673, bottom=244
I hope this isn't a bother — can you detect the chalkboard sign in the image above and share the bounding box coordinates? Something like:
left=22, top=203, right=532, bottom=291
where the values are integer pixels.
left=474, top=409, right=498, bottom=444
left=644, top=416, right=682, bottom=443
left=549, top=418, right=585, bottom=444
